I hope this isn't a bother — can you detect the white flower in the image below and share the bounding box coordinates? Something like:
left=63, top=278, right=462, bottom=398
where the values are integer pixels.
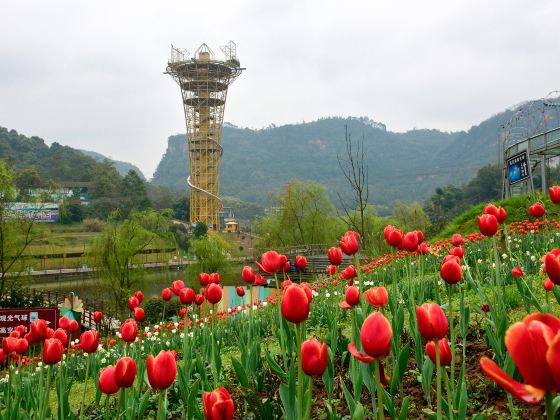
left=262, top=302, right=268, bottom=307
left=101, top=358, right=107, bottom=364
left=171, top=329, right=177, bottom=334
left=477, top=259, right=483, bottom=264
left=166, top=341, right=170, bottom=347
left=501, top=254, right=508, bottom=260
left=325, top=292, right=331, bottom=298
left=179, top=334, right=184, bottom=339
left=531, top=255, right=537, bottom=262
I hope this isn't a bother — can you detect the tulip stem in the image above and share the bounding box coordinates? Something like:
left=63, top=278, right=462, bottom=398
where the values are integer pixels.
left=448, top=284, right=455, bottom=420
left=41, top=365, right=52, bottom=420
left=80, top=353, right=91, bottom=417
left=374, top=359, right=384, bottom=420
left=435, top=340, right=442, bottom=420
left=295, top=323, right=304, bottom=420
left=546, top=392, right=556, bottom=420
left=211, top=303, right=218, bottom=384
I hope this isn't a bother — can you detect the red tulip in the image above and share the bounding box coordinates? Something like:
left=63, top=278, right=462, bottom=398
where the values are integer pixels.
left=206, top=283, right=223, bottom=305
left=339, top=286, right=359, bottom=309
left=450, top=233, right=465, bottom=246
left=340, top=265, right=357, bottom=280
left=180, top=287, right=196, bottom=305
left=53, top=328, right=68, bottom=347
left=254, top=275, right=265, bottom=286
left=121, top=319, right=138, bottom=343
left=364, top=286, right=388, bottom=308
left=93, top=311, right=103, bottom=323
left=327, top=247, right=343, bottom=266
left=209, top=273, right=220, bottom=284
left=134, top=307, right=145, bottom=322
left=179, top=307, right=187, bottom=317
left=418, top=242, right=429, bottom=254
left=529, top=202, right=546, bottom=218
left=115, top=356, right=137, bottom=388
left=134, top=291, right=144, bottom=304
left=67, top=320, right=79, bottom=333
left=171, top=280, right=185, bottom=295
left=544, top=249, right=560, bottom=284
left=426, top=338, right=452, bottom=366
left=511, top=266, right=524, bottom=278
left=281, top=284, right=310, bottom=324
left=31, top=319, right=48, bottom=340
left=162, top=288, right=172, bottom=301
left=295, top=255, right=307, bottom=270
left=128, top=296, right=139, bottom=311
left=15, top=338, right=28, bottom=354
left=80, top=330, right=99, bottom=353
left=147, top=350, right=177, bottom=390
left=348, top=312, right=392, bottom=363
left=480, top=313, right=560, bottom=403
left=301, top=338, right=328, bottom=376
left=203, top=387, right=235, bottom=420
left=339, top=231, right=360, bottom=256
left=403, top=231, right=419, bottom=252
left=449, top=247, right=464, bottom=259
left=199, top=272, right=210, bottom=286
left=384, top=225, right=404, bottom=248
left=481, top=304, right=490, bottom=313
left=416, top=303, right=448, bottom=341
left=59, top=317, right=69, bottom=331
left=236, top=286, right=245, bottom=297
left=283, top=261, right=291, bottom=272
left=241, top=266, right=255, bottom=283
left=483, top=204, right=499, bottom=218
left=99, top=366, right=120, bottom=395
left=544, top=278, right=555, bottom=291
left=440, top=258, right=462, bottom=284
left=195, top=294, right=205, bottom=306
left=478, top=214, right=498, bottom=236
left=2, top=337, right=17, bottom=354
left=497, top=207, right=507, bottom=223
left=416, top=230, right=425, bottom=244
left=549, top=186, right=560, bottom=204
left=326, top=265, right=337, bottom=275
left=256, top=250, right=283, bottom=273
left=43, top=338, right=64, bottom=365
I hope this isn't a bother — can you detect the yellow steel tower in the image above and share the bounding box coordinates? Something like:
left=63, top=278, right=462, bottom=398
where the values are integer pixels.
left=165, top=42, right=244, bottom=230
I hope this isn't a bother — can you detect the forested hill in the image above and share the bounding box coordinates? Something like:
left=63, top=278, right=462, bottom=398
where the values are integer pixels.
left=79, top=149, right=145, bottom=179
left=0, top=127, right=141, bottom=184
left=152, top=105, right=521, bottom=206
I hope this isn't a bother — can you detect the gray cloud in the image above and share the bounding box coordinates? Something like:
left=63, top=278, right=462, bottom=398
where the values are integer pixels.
left=1, top=0, right=558, bottom=177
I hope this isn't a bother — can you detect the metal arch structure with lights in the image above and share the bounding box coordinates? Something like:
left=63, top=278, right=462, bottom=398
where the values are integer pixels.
left=502, top=91, right=560, bottom=199
left=165, top=42, right=244, bottom=231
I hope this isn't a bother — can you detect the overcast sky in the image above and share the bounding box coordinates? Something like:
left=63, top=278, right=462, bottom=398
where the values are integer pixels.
left=1, top=0, right=558, bottom=178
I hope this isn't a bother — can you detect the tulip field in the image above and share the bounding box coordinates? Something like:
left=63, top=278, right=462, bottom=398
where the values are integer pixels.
left=5, top=197, right=560, bottom=419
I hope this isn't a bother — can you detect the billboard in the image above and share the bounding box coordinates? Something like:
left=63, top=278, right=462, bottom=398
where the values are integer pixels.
left=7, top=203, right=59, bottom=223
left=0, top=307, right=59, bottom=337
left=506, top=151, right=531, bottom=185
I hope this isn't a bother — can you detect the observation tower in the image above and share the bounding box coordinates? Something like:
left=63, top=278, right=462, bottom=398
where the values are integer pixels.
left=165, top=42, right=244, bottom=230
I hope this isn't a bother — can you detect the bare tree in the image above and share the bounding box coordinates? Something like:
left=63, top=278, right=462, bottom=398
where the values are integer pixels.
left=337, top=125, right=369, bottom=248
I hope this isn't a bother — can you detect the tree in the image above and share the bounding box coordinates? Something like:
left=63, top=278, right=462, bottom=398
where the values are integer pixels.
left=0, top=161, right=45, bottom=300
left=92, top=209, right=174, bottom=314
left=337, top=125, right=369, bottom=248
left=254, top=180, right=344, bottom=249
left=14, top=167, right=41, bottom=200
left=185, top=235, right=232, bottom=279
left=392, top=201, right=431, bottom=232
left=120, top=170, right=151, bottom=216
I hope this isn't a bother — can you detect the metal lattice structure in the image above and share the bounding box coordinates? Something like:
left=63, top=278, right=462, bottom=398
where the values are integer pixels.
left=165, top=42, right=244, bottom=230
left=502, top=91, right=560, bottom=198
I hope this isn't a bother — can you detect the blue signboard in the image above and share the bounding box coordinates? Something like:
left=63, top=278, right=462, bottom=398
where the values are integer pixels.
left=506, top=151, right=530, bottom=185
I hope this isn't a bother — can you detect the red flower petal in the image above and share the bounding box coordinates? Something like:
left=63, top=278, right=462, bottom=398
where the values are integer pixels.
left=348, top=343, right=374, bottom=364
left=479, top=357, right=544, bottom=404
left=338, top=301, right=352, bottom=309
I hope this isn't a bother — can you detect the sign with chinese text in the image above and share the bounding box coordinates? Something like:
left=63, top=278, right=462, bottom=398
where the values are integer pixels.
left=0, top=307, right=59, bottom=337
left=506, top=151, right=530, bottom=185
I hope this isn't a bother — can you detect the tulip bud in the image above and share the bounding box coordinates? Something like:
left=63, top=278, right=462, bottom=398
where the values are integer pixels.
left=121, top=319, right=138, bottom=343
left=440, top=259, right=462, bottom=284
left=403, top=232, right=419, bottom=252
left=134, top=291, right=144, bottom=304
left=344, top=286, right=360, bottom=307
left=529, top=202, right=546, bottom=218
left=195, top=294, right=205, bottom=306
left=341, top=265, right=357, bottom=280
left=450, top=233, right=465, bottom=246
left=339, top=231, right=360, bottom=256
left=209, top=273, right=220, bottom=284
left=43, top=338, right=64, bottom=365
left=133, top=307, right=145, bottom=322
left=426, top=338, right=452, bottom=366
left=364, top=286, right=388, bottom=308
left=241, top=266, right=255, bottom=283
left=53, top=328, right=68, bottom=347
left=115, top=356, right=137, bottom=388
left=93, top=311, right=103, bottom=323
left=80, top=330, right=99, bottom=353
left=348, top=312, right=392, bottom=363
left=327, top=247, right=343, bottom=266
left=236, top=286, right=245, bottom=297
left=147, top=350, right=177, bottom=390
left=254, top=275, right=265, bottom=286
left=544, top=278, right=555, bottom=291
left=15, top=338, right=28, bottom=354
left=206, top=283, right=223, bottom=305
left=326, top=265, right=337, bottom=275
left=171, top=280, right=185, bottom=295
left=295, top=255, right=307, bottom=270
left=549, top=186, right=560, bottom=204
left=162, top=288, right=172, bottom=301
left=301, top=338, right=328, bottom=376
left=203, top=387, right=235, bottom=420
left=281, top=284, right=310, bottom=324
left=544, top=250, right=560, bottom=285
left=180, top=287, right=196, bottom=305
left=256, top=250, right=283, bottom=273
left=416, top=303, right=448, bottom=341
left=99, top=366, right=120, bottom=395
left=478, top=214, right=498, bottom=236
left=511, top=266, right=524, bottom=278
left=179, top=307, right=187, bottom=317
left=128, top=296, right=139, bottom=311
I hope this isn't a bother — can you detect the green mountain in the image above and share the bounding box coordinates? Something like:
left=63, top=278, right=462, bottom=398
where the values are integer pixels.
left=150, top=112, right=504, bottom=207
left=79, top=149, right=145, bottom=180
